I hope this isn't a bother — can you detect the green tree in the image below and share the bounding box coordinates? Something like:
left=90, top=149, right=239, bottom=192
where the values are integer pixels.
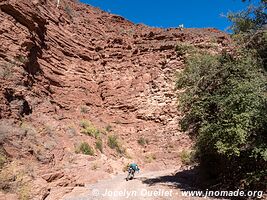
left=228, top=0, right=266, bottom=33
left=176, top=50, right=267, bottom=189
left=228, top=0, right=267, bottom=70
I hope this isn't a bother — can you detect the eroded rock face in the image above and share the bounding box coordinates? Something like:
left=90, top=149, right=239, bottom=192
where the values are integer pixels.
left=0, top=0, right=231, bottom=198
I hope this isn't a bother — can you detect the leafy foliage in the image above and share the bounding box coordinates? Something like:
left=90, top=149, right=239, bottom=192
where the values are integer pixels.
left=228, top=0, right=267, bottom=71
left=176, top=50, right=267, bottom=189
left=228, top=1, right=267, bottom=33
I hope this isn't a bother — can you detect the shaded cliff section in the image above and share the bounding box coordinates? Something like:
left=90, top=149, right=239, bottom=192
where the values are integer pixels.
left=0, top=0, right=48, bottom=119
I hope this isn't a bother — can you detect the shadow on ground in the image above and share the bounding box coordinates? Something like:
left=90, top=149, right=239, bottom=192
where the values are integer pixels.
left=141, top=167, right=252, bottom=199
left=141, top=167, right=211, bottom=190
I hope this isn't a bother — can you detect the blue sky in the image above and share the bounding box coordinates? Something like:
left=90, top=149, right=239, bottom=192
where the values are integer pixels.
left=80, top=0, right=258, bottom=31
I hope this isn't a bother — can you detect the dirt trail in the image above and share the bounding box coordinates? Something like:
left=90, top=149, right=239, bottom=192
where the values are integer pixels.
left=62, top=169, right=212, bottom=200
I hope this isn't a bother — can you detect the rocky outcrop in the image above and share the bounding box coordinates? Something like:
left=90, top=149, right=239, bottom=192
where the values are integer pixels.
left=0, top=0, right=231, bottom=199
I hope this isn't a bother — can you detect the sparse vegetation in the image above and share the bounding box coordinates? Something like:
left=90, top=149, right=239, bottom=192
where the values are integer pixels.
left=75, top=142, right=94, bottom=156
left=114, top=120, right=122, bottom=124
left=0, top=56, right=27, bottom=79
left=0, top=161, right=32, bottom=199
left=95, top=139, right=103, bottom=153
left=20, top=122, right=37, bottom=141
left=123, top=163, right=130, bottom=172
left=0, top=64, right=12, bottom=79
left=66, top=126, right=77, bottom=137
left=0, top=153, right=7, bottom=168
left=179, top=150, right=195, bottom=165
left=16, top=55, right=28, bottom=64
left=145, top=154, right=156, bottom=163
left=175, top=42, right=196, bottom=57
left=107, top=135, right=119, bottom=149
left=43, top=125, right=53, bottom=136
left=80, top=120, right=100, bottom=138
left=91, top=163, right=99, bottom=170
left=119, top=28, right=135, bottom=36
left=105, top=124, right=112, bottom=132
left=137, top=137, right=149, bottom=146
left=115, top=145, right=126, bottom=155
left=107, top=135, right=125, bottom=155
left=80, top=106, right=89, bottom=113
left=0, top=166, right=13, bottom=192
left=80, top=120, right=90, bottom=128
left=18, top=184, right=30, bottom=200
left=64, top=5, right=74, bottom=20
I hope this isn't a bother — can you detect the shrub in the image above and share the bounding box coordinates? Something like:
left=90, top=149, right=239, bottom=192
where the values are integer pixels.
left=95, top=139, right=103, bottom=153
left=179, top=150, right=195, bottom=165
left=175, top=43, right=196, bottom=57
left=80, top=120, right=100, bottom=138
left=85, top=126, right=99, bottom=139
left=76, top=142, right=94, bottom=155
left=108, top=135, right=125, bottom=155
left=137, top=137, right=149, bottom=146
left=80, top=120, right=90, bottom=128
left=107, top=135, right=119, bottom=149
left=176, top=50, right=267, bottom=189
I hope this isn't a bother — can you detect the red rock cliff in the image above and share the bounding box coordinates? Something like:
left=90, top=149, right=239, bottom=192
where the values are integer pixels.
left=0, top=0, right=231, bottom=199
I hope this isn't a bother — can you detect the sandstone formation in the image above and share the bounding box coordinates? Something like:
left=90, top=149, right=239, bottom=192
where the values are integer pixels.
left=0, top=0, right=231, bottom=199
